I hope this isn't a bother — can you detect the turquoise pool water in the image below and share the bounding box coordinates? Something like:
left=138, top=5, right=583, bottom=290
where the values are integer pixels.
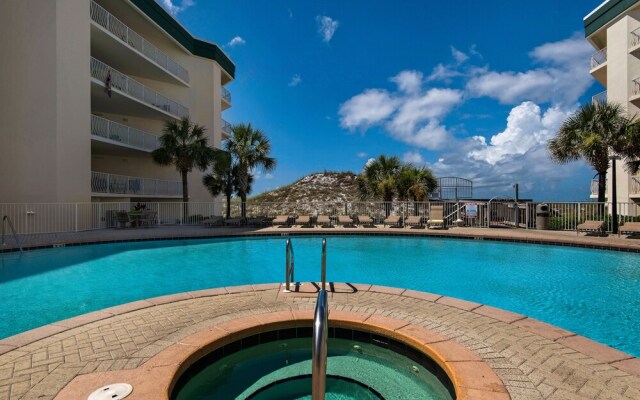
left=174, top=337, right=452, bottom=400
left=1, top=236, right=639, bottom=357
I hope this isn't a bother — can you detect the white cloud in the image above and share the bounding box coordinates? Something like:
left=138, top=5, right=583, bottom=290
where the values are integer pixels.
left=451, top=46, right=469, bottom=64
left=288, top=74, right=302, bottom=87
left=390, top=70, right=423, bottom=94
left=316, top=15, right=339, bottom=42
left=356, top=152, right=368, bottom=158
left=159, top=0, right=194, bottom=15
left=403, top=151, right=425, bottom=165
left=339, top=89, right=398, bottom=130
left=227, top=36, right=246, bottom=47
left=427, top=64, right=463, bottom=83
left=466, top=34, right=593, bottom=105
left=265, top=173, right=274, bottom=179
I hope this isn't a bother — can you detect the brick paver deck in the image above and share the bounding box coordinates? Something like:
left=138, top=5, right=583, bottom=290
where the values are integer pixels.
left=0, top=284, right=639, bottom=399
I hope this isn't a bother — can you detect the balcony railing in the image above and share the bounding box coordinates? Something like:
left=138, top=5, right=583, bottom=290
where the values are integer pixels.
left=222, top=119, right=232, bottom=136
left=633, top=78, right=640, bottom=96
left=222, top=87, right=231, bottom=104
left=91, top=57, right=189, bottom=118
left=591, top=47, right=607, bottom=69
left=91, top=171, right=182, bottom=197
left=632, top=28, right=640, bottom=48
left=90, top=1, right=189, bottom=83
left=592, top=90, right=607, bottom=104
left=91, top=114, right=160, bottom=151
left=632, top=176, right=640, bottom=195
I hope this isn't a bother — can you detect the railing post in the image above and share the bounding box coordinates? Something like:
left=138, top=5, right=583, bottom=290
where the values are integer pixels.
left=75, top=204, right=78, bottom=232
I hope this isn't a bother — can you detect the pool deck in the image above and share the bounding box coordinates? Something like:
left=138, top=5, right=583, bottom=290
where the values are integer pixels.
left=2, top=224, right=640, bottom=253
left=0, top=284, right=639, bottom=399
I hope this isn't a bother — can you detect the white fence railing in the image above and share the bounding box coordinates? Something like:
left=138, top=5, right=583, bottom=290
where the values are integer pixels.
left=91, top=172, right=182, bottom=197
left=90, top=1, right=189, bottom=83
left=591, top=47, right=607, bottom=69
left=1, top=201, right=639, bottom=237
left=222, top=87, right=231, bottom=104
left=90, top=57, right=189, bottom=119
left=222, top=119, right=232, bottom=136
left=91, top=114, right=160, bottom=151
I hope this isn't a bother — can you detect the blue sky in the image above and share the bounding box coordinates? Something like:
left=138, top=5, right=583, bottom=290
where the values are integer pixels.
left=159, top=0, right=605, bottom=200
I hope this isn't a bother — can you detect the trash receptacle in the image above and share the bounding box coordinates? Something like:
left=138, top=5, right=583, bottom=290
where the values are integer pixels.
left=536, top=204, right=549, bottom=230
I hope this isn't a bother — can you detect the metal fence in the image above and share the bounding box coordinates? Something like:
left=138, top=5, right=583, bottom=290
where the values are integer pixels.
left=1, top=201, right=639, bottom=236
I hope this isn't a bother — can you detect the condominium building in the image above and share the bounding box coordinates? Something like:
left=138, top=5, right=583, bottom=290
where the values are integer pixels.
left=585, top=0, right=640, bottom=204
left=0, top=0, right=234, bottom=206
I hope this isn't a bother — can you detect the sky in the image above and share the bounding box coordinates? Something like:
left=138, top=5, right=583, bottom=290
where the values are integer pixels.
left=158, top=0, right=605, bottom=201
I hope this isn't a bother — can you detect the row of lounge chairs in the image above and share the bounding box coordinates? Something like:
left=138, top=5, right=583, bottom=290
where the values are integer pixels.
left=576, top=220, right=640, bottom=237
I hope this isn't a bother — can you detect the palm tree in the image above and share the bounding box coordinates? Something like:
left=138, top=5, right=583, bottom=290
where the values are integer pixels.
left=548, top=102, right=634, bottom=204
left=356, top=155, right=402, bottom=216
left=225, top=123, right=276, bottom=218
left=396, top=165, right=438, bottom=215
left=202, top=151, right=255, bottom=219
left=152, top=117, right=216, bottom=204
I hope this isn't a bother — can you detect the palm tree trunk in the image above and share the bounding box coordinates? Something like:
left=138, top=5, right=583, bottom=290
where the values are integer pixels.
left=238, top=164, right=248, bottom=218
left=597, top=171, right=606, bottom=216
left=226, top=194, right=231, bottom=219
left=181, top=170, right=189, bottom=223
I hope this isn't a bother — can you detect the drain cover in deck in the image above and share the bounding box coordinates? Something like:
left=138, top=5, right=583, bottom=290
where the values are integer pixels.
left=87, top=383, right=133, bottom=400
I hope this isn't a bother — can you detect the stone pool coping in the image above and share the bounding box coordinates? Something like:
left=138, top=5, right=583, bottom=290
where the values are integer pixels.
left=1, top=283, right=640, bottom=399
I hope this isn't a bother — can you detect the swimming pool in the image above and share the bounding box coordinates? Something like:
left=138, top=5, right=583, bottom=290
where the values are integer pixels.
left=1, top=235, right=639, bottom=357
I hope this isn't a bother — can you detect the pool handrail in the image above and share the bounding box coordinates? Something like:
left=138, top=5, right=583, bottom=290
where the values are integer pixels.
left=284, top=238, right=294, bottom=291
left=1, top=215, right=23, bottom=252
left=321, top=238, right=326, bottom=290
left=312, top=288, right=328, bottom=400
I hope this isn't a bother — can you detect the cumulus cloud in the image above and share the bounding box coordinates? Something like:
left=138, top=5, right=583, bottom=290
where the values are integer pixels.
left=316, top=15, right=339, bottom=42
left=227, top=36, right=246, bottom=47
left=390, top=70, right=423, bottom=94
left=288, top=74, right=302, bottom=87
left=427, top=64, right=463, bottom=83
left=403, top=151, right=425, bottom=165
left=339, top=89, right=398, bottom=130
left=159, top=0, right=194, bottom=15
left=466, top=33, right=593, bottom=105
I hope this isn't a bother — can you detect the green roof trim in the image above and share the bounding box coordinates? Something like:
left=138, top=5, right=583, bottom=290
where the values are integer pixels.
left=584, top=0, right=640, bottom=37
left=130, top=0, right=235, bottom=78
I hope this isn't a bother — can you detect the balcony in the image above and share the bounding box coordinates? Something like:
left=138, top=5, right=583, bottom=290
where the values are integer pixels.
left=222, top=119, right=232, bottom=139
left=90, top=1, right=189, bottom=85
left=630, top=78, right=640, bottom=106
left=90, top=57, right=189, bottom=120
left=592, top=90, right=607, bottom=104
left=590, top=47, right=607, bottom=85
left=222, top=87, right=231, bottom=110
left=91, top=114, right=160, bottom=152
left=632, top=176, right=640, bottom=198
left=631, top=28, right=640, bottom=58
left=91, top=171, right=182, bottom=197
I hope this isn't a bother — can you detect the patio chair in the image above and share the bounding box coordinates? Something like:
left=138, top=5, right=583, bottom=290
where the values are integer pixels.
left=576, top=220, right=604, bottom=236
left=296, top=215, right=313, bottom=227
left=357, top=215, right=374, bottom=227
left=338, top=215, right=354, bottom=227
left=115, top=211, right=130, bottom=229
left=619, top=222, right=640, bottom=237
left=317, top=215, right=332, bottom=227
left=404, top=215, right=423, bottom=228
left=140, top=211, right=157, bottom=228
left=272, top=215, right=291, bottom=227
left=202, top=216, right=224, bottom=227
left=383, top=215, right=401, bottom=228
left=225, top=217, right=244, bottom=227
left=427, top=205, right=445, bottom=229
left=246, top=216, right=269, bottom=227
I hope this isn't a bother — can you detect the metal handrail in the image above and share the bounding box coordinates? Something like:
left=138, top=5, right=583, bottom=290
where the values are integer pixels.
left=312, top=290, right=328, bottom=399
left=2, top=216, right=23, bottom=252
left=321, top=238, right=326, bottom=290
left=284, top=238, right=294, bottom=291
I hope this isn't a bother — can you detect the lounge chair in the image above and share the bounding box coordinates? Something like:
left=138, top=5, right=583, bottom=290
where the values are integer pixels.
left=225, top=217, right=244, bottom=226
left=272, top=215, right=291, bottom=227
left=115, top=211, right=130, bottom=228
left=140, top=211, right=157, bottom=228
left=296, top=215, right=313, bottom=227
left=357, top=215, right=374, bottom=227
left=383, top=215, right=401, bottom=228
left=427, top=205, right=445, bottom=229
left=619, top=222, right=640, bottom=237
left=338, top=215, right=354, bottom=227
left=202, top=216, right=224, bottom=227
left=246, top=216, right=269, bottom=226
left=576, top=220, right=604, bottom=236
left=317, top=215, right=332, bottom=227
left=404, top=215, right=423, bottom=228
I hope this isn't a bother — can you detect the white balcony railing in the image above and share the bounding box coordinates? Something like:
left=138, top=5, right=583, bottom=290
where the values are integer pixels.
left=222, top=87, right=231, bottom=104
left=592, top=90, right=607, bottom=104
left=222, top=119, right=232, bottom=136
left=91, top=115, right=160, bottom=152
left=632, top=27, right=640, bottom=48
left=90, top=1, right=189, bottom=83
left=632, top=176, right=640, bottom=195
left=91, top=171, right=182, bottom=197
left=633, top=78, right=640, bottom=96
left=91, top=57, right=189, bottom=119
left=591, top=47, right=607, bottom=69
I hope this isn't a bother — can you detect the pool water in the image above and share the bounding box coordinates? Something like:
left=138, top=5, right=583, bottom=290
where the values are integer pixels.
left=173, top=337, right=453, bottom=400
left=1, top=236, right=639, bottom=356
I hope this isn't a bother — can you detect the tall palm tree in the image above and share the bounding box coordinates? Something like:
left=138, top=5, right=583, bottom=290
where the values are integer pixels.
left=356, top=155, right=402, bottom=216
left=202, top=151, right=255, bottom=219
left=152, top=117, right=216, bottom=204
left=225, top=123, right=276, bottom=218
left=548, top=102, right=633, bottom=203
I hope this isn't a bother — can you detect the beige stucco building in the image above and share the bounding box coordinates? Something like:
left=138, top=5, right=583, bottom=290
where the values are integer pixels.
left=0, top=0, right=234, bottom=205
left=586, top=0, right=640, bottom=204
